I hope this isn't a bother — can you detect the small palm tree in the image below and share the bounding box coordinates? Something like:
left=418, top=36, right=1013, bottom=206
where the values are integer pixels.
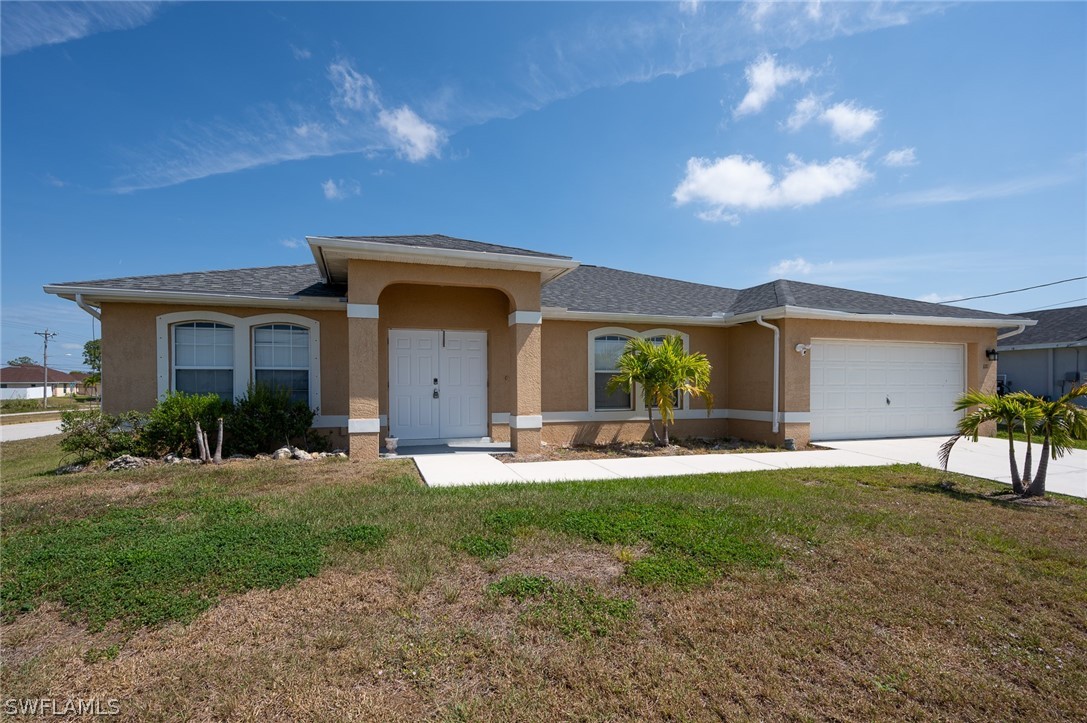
left=1025, top=383, right=1087, bottom=497
left=606, top=335, right=713, bottom=446
left=939, top=390, right=1030, bottom=493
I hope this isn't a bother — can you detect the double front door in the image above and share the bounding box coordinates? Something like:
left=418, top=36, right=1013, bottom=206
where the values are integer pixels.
left=388, top=329, right=488, bottom=440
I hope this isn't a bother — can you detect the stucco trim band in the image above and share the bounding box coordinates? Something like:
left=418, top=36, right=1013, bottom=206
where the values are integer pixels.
left=348, top=418, right=381, bottom=433
left=347, top=303, right=380, bottom=319
left=491, top=412, right=511, bottom=424
left=539, top=409, right=810, bottom=424
left=509, top=414, right=543, bottom=430
left=508, top=310, right=543, bottom=326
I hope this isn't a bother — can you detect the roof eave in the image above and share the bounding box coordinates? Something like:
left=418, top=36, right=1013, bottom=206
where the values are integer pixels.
left=43, top=285, right=347, bottom=310
left=307, top=236, right=580, bottom=284
left=996, top=340, right=1087, bottom=352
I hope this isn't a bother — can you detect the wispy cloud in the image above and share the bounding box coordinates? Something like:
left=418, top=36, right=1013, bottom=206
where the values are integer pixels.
left=882, top=147, right=918, bottom=167
left=107, top=3, right=935, bottom=193
left=767, top=253, right=982, bottom=284
left=884, top=172, right=1076, bottom=207
left=321, top=178, right=361, bottom=201
left=674, top=153, right=871, bottom=223
left=112, top=57, right=443, bottom=192
left=916, top=292, right=963, bottom=303
left=289, top=43, right=311, bottom=61
left=733, top=54, right=812, bottom=118
left=280, top=238, right=303, bottom=249
left=1, top=1, right=159, bottom=56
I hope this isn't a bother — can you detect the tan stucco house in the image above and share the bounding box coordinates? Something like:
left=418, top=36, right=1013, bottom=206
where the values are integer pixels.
left=44, top=234, right=1033, bottom=459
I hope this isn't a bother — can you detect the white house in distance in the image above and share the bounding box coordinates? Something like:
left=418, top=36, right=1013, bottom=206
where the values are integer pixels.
left=997, top=305, right=1087, bottom=403
left=0, top=365, right=78, bottom=400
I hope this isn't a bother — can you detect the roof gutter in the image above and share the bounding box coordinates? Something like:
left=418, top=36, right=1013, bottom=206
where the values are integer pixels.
left=44, top=285, right=346, bottom=310
left=74, top=294, right=101, bottom=321
left=754, top=315, right=780, bottom=434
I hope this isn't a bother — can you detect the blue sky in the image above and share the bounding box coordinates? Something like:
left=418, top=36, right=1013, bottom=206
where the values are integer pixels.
left=2, top=1, right=1085, bottom=370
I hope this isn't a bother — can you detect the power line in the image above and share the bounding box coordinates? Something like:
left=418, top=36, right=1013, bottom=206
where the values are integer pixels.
left=1021, top=296, right=1087, bottom=312
left=939, top=275, right=1087, bottom=304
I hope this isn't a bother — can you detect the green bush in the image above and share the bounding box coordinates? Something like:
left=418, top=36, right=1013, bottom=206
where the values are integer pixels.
left=142, top=391, right=230, bottom=457
left=1, top=399, right=41, bottom=413
left=227, top=383, right=315, bottom=455
left=59, top=410, right=145, bottom=461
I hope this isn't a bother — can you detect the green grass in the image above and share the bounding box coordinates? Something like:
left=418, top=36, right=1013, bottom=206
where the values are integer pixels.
left=996, top=428, right=1087, bottom=451
left=489, top=574, right=635, bottom=639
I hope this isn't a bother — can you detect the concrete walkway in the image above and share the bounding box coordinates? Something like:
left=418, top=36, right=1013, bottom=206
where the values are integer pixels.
left=0, top=420, right=62, bottom=442
left=414, top=436, right=1086, bottom=499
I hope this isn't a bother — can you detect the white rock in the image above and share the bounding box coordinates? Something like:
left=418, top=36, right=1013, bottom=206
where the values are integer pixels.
left=272, top=447, right=293, bottom=460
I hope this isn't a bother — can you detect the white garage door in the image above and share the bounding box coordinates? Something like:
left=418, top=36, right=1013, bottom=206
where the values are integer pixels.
left=810, top=340, right=964, bottom=441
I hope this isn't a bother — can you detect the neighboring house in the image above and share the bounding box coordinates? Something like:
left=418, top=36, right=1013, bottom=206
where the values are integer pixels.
left=996, top=305, right=1087, bottom=403
left=44, top=234, right=1033, bottom=459
left=0, top=365, right=77, bottom=400
left=68, top=371, right=98, bottom=396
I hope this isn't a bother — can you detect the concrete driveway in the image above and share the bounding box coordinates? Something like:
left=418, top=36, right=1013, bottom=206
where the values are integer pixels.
left=819, top=436, right=1087, bottom=499
left=0, top=421, right=62, bottom=442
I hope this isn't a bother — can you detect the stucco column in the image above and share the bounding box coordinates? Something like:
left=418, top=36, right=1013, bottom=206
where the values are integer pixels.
left=509, top=310, right=543, bottom=453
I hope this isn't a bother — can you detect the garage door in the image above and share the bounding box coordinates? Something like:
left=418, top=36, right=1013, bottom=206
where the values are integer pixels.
left=809, top=340, right=964, bottom=441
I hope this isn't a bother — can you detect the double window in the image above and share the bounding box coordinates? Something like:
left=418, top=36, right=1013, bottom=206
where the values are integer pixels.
left=164, top=313, right=316, bottom=408
left=590, top=328, right=689, bottom=412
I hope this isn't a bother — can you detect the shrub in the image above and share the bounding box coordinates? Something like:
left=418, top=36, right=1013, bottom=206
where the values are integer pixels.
left=227, top=383, right=315, bottom=455
left=60, top=410, right=145, bottom=461
left=142, top=391, right=230, bottom=457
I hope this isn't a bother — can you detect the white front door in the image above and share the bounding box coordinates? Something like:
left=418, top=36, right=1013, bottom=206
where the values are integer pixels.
left=809, top=340, right=964, bottom=441
left=388, top=329, right=488, bottom=440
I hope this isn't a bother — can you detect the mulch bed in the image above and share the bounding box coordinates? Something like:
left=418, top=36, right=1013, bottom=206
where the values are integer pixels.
left=503, top=437, right=823, bottom=463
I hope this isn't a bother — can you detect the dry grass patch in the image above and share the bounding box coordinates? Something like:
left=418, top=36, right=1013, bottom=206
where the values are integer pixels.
left=2, top=436, right=1085, bottom=720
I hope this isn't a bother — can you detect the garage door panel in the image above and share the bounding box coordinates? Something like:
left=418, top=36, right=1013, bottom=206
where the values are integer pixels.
left=810, top=340, right=964, bottom=441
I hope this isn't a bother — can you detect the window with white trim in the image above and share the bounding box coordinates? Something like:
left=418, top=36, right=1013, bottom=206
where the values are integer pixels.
left=593, top=335, right=633, bottom=410
left=253, top=324, right=310, bottom=403
left=173, top=322, right=234, bottom=400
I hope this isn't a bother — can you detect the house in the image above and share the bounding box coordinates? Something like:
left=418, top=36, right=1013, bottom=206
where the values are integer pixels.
left=43, top=234, right=1034, bottom=459
left=996, top=304, right=1086, bottom=402
left=0, top=365, right=78, bottom=400
left=68, top=371, right=98, bottom=396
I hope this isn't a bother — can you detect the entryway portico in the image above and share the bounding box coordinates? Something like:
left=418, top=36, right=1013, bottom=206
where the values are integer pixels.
left=306, top=234, right=578, bottom=460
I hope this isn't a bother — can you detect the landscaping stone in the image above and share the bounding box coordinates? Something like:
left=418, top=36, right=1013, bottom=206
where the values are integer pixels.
left=272, top=447, right=292, bottom=460
left=107, top=455, right=152, bottom=471
left=290, top=447, right=313, bottom=461
left=254, top=453, right=272, bottom=460
left=55, top=463, right=86, bottom=475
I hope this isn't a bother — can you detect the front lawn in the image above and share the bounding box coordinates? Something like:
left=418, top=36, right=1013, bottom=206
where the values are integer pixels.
left=1, top=436, right=1084, bottom=720
left=997, top=427, right=1087, bottom=450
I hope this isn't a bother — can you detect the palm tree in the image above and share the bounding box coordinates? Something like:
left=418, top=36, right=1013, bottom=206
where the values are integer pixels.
left=606, top=336, right=713, bottom=446
left=939, top=390, right=1030, bottom=493
left=1024, top=383, right=1087, bottom=497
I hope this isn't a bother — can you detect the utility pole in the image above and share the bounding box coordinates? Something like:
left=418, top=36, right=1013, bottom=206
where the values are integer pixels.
left=34, top=330, right=58, bottom=409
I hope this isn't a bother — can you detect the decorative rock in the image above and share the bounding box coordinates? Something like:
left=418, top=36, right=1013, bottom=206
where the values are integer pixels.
left=254, top=453, right=272, bottom=460
left=55, top=463, right=86, bottom=475
left=107, top=455, right=150, bottom=471
left=272, top=447, right=293, bottom=460
left=333, top=452, right=348, bottom=458
left=164, top=453, right=201, bottom=465
left=291, top=447, right=313, bottom=461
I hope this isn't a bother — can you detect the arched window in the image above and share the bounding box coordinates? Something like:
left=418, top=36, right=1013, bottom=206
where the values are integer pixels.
left=253, top=323, right=310, bottom=403
left=173, top=322, right=234, bottom=400
left=593, top=334, right=633, bottom=410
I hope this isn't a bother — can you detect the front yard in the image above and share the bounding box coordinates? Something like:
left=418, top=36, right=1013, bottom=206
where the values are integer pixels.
left=1, top=436, right=1085, bottom=720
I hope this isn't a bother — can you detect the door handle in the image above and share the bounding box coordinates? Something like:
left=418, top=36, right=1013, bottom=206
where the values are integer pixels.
left=433, top=388, right=440, bottom=399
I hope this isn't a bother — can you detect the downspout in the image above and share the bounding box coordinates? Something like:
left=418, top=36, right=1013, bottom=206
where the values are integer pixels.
left=75, top=294, right=101, bottom=320
left=755, top=316, right=780, bottom=434
left=996, top=324, right=1025, bottom=342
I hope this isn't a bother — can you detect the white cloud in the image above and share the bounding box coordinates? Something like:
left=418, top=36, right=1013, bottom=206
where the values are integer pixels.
left=819, top=101, right=880, bottom=141
left=280, top=238, right=303, bottom=249
left=1, top=1, right=159, bottom=56
left=290, top=43, right=312, bottom=60
left=328, top=59, right=378, bottom=113
left=43, top=173, right=68, bottom=188
left=674, top=153, right=871, bottom=222
left=885, top=173, right=1077, bottom=207
left=378, top=106, right=444, bottom=162
left=882, top=147, right=918, bottom=167
left=679, top=0, right=702, bottom=15
left=733, top=54, right=812, bottom=118
left=321, top=178, right=361, bottom=201
left=785, top=93, right=824, bottom=131
left=917, top=292, right=962, bottom=304
left=769, top=258, right=816, bottom=276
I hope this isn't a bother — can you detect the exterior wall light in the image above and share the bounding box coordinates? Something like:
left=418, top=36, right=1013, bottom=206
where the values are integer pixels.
left=795, top=343, right=812, bottom=356
left=986, top=348, right=999, bottom=362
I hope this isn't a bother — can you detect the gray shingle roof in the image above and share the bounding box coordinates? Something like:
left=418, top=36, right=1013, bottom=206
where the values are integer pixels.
left=999, top=305, right=1087, bottom=346
left=49, top=265, right=344, bottom=300
left=325, top=234, right=571, bottom=260
left=542, top=265, right=739, bottom=316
